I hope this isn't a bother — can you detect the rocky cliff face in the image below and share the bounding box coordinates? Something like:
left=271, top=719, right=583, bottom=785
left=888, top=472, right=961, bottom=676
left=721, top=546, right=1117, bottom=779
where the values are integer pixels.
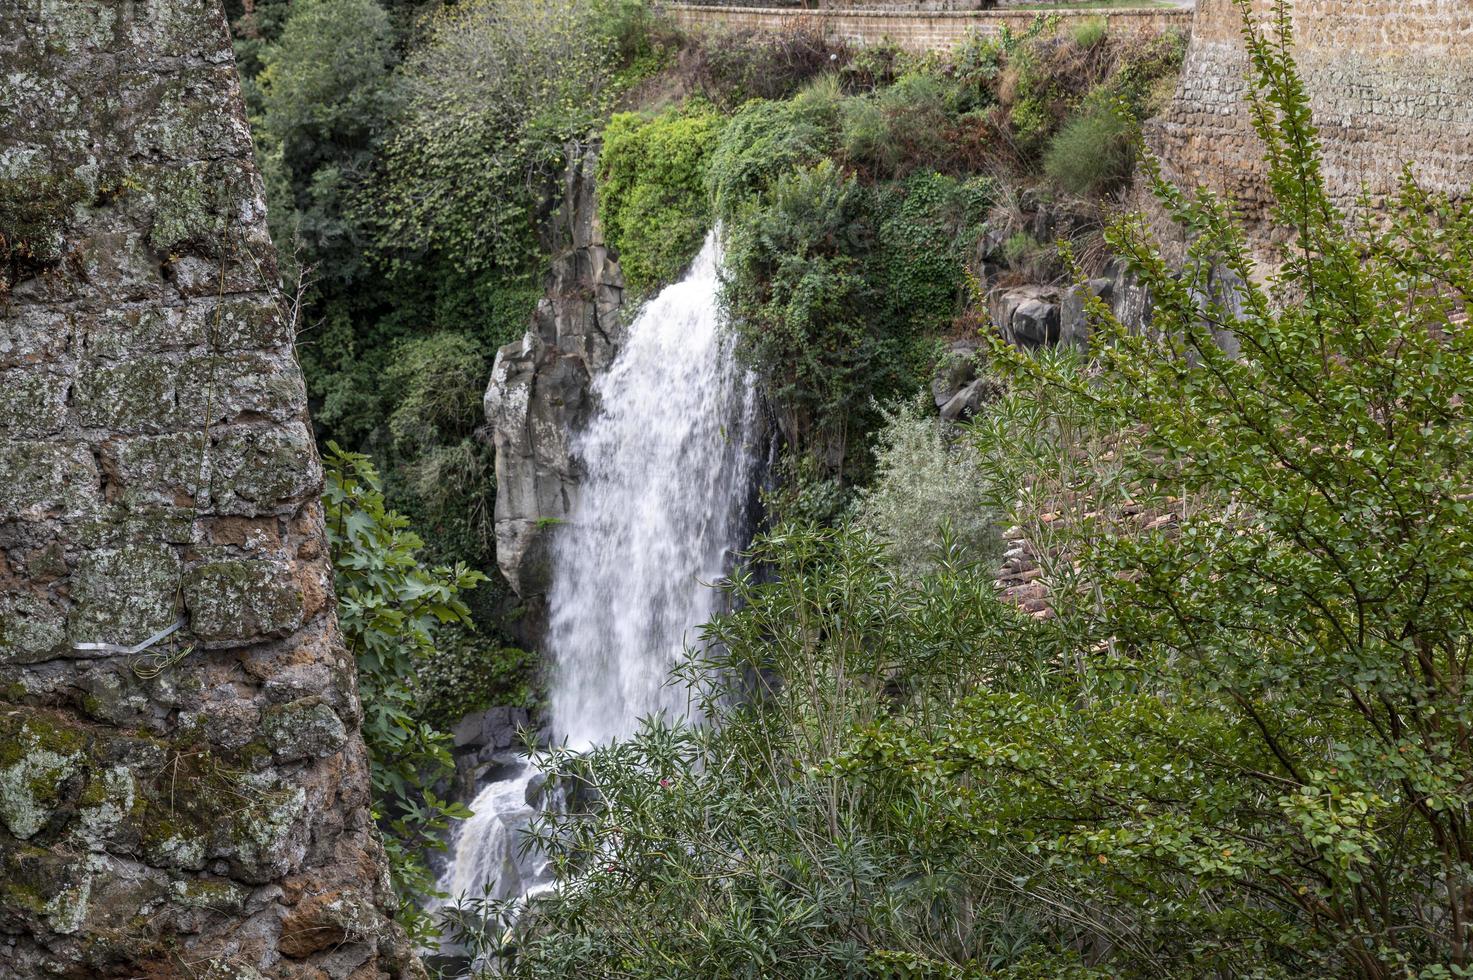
left=0, top=2, right=417, bottom=977
left=484, top=145, right=626, bottom=641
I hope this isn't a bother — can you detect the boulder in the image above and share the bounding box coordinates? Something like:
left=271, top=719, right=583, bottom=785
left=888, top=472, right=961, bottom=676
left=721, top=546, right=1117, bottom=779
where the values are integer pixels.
left=452, top=705, right=531, bottom=753
left=930, top=339, right=986, bottom=410
left=992, top=286, right=1061, bottom=349
left=940, top=378, right=998, bottom=421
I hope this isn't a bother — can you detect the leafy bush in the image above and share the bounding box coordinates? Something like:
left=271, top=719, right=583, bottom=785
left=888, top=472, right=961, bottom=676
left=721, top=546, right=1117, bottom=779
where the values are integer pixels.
left=323, top=444, right=483, bottom=940
left=254, top=0, right=398, bottom=287
left=1069, top=16, right=1108, bottom=49
left=384, top=333, right=487, bottom=458
left=839, top=71, right=954, bottom=179
left=598, top=104, right=726, bottom=294
left=414, top=636, right=536, bottom=731
left=371, top=0, right=646, bottom=280
left=721, top=159, right=892, bottom=473
left=861, top=12, right=1473, bottom=974
left=706, top=80, right=842, bottom=220
left=683, top=26, right=849, bottom=110
left=873, top=170, right=990, bottom=334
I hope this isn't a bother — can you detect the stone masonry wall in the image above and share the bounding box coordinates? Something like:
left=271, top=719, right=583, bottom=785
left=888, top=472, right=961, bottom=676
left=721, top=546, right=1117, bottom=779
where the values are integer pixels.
left=0, top=2, right=418, bottom=977
left=666, top=4, right=1193, bottom=53
left=1147, top=0, right=1473, bottom=245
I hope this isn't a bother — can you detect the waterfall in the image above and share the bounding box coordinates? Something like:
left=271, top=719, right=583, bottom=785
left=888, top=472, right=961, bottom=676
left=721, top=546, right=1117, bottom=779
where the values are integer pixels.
left=546, top=232, right=760, bottom=748
left=436, top=231, right=760, bottom=930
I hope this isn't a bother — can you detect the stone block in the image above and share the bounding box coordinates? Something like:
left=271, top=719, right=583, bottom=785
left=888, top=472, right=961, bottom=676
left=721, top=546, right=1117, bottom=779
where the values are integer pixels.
left=182, top=560, right=304, bottom=643
left=0, top=368, right=68, bottom=437
left=177, top=353, right=306, bottom=428
left=261, top=697, right=348, bottom=763
left=0, top=309, right=71, bottom=370
left=72, top=230, right=163, bottom=304
left=81, top=306, right=192, bottom=361
left=67, top=542, right=181, bottom=651
left=108, top=432, right=207, bottom=510
left=74, top=355, right=182, bottom=433
left=210, top=422, right=320, bottom=516
left=0, top=595, right=68, bottom=665
left=0, top=441, right=99, bottom=519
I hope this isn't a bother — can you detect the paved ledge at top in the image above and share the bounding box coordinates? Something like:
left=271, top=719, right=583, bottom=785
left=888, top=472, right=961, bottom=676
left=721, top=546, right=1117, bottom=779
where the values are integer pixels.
left=666, top=4, right=1193, bottom=52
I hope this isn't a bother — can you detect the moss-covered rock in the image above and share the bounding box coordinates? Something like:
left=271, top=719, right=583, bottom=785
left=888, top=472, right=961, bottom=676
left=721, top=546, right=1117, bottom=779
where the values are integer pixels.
left=0, top=169, right=86, bottom=287
left=0, top=713, right=86, bottom=839
left=260, top=696, right=348, bottom=762
left=182, top=559, right=305, bottom=641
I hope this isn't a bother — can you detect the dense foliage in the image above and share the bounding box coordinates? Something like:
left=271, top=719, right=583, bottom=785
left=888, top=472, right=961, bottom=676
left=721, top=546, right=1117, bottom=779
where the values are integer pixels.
left=599, top=105, right=727, bottom=295
left=323, top=445, right=481, bottom=937
left=691, top=24, right=1181, bottom=477
left=238, top=0, right=1183, bottom=719
left=448, top=11, right=1473, bottom=978
left=236, top=0, right=663, bottom=738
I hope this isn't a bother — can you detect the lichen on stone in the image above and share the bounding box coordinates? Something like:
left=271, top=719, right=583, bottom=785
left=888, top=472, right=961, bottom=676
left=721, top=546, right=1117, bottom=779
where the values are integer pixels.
left=182, top=559, right=305, bottom=642
left=260, top=696, right=348, bottom=762
left=0, top=716, right=86, bottom=840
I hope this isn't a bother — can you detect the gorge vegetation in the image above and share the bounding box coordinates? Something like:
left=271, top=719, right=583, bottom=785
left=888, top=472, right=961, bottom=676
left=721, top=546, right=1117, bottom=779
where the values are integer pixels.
left=229, top=0, right=1473, bottom=976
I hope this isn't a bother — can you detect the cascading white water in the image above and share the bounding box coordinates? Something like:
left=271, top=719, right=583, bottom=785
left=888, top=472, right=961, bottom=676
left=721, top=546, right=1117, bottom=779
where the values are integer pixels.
left=546, top=232, right=760, bottom=748
left=436, top=231, right=760, bottom=924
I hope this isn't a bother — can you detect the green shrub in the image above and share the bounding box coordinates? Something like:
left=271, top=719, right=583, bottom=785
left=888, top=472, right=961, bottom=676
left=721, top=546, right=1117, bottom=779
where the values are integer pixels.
left=384, top=333, right=487, bottom=457
left=856, top=400, right=998, bottom=579
left=414, top=636, right=536, bottom=730
left=706, top=78, right=842, bottom=220
left=873, top=170, right=990, bottom=333
left=255, top=0, right=398, bottom=286
left=839, top=71, right=954, bottom=178
left=1069, top=16, right=1107, bottom=49
left=686, top=26, right=848, bottom=109
left=1043, top=98, right=1135, bottom=196
left=371, top=0, right=643, bottom=280
left=323, top=445, right=482, bottom=941
left=721, top=159, right=892, bottom=473
left=598, top=104, right=726, bottom=294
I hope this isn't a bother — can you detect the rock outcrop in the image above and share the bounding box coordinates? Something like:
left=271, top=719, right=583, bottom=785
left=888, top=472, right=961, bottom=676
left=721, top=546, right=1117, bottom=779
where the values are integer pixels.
left=0, top=2, right=417, bottom=977
left=484, top=145, right=626, bottom=640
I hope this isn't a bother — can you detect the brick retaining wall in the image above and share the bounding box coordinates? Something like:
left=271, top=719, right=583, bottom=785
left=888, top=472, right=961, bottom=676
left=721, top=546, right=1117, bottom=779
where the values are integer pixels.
left=666, top=3, right=1193, bottom=52
left=1148, top=0, right=1473, bottom=240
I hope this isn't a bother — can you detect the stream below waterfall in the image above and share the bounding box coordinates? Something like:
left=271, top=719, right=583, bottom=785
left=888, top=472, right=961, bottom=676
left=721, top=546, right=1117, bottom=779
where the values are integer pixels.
left=434, top=231, right=761, bottom=942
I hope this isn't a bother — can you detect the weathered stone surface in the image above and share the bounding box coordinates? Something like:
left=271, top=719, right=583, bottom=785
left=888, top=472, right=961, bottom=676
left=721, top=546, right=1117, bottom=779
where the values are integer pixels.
left=0, top=2, right=419, bottom=976
left=485, top=143, right=626, bottom=640
left=667, top=4, right=1191, bottom=54
left=1146, top=0, right=1473, bottom=262
left=449, top=704, right=533, bottom=801
left=930, top=340, right=997, bottom=422
left=183, top=560, right=305, bottom=643
left=991, top=285, right=1060, bottom=349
